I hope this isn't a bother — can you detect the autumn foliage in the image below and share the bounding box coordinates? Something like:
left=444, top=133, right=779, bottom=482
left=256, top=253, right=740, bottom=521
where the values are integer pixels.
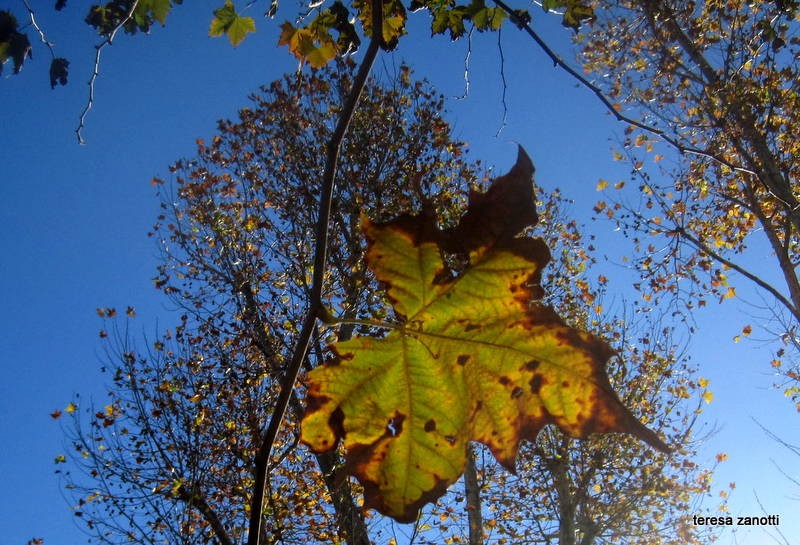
left=579, top=1, right=800, bottom=401
left=302, top=149, right=667, bottom=521
left=53, top=63, right=723, bottom=545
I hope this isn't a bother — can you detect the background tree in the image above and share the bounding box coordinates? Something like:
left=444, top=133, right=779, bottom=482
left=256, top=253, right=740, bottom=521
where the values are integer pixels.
left=363, top=188, right=727, bottom=545
left=574, top=0, right=800, bottom=404
left=0, top=0, right=784, bottom=543
left=59, top=62, right=720, bottom=545
left=448, top=189, right=726, bottom=545
left=60, top=59, right=474, bottom=545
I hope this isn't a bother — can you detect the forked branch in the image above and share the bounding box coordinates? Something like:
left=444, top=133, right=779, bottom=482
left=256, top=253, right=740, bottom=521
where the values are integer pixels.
left=245, top=1, right=384, bottom=544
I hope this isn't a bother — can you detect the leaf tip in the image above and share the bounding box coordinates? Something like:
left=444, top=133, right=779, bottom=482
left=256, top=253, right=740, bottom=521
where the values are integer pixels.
left=513, top=144, right=535, bottom=179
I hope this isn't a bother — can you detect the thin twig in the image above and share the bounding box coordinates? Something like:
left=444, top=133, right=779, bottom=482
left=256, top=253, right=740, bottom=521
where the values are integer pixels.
left=495, top=26, right=508, bottom=137
left=455, top=26, right=473, bottom=100
left=244, top=3, right=384, bottom=544
left=673, top=225, right=800, bottom=322
left=753, top=491, right=792, bottom=545
left=21, top=0, right=56, bottom=58
left=76, top=0, right=141, bottom=144
left=490, top=0, right=758, bottom=177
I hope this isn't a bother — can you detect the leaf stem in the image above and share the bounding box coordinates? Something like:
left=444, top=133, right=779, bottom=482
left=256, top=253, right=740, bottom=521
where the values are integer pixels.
left=326, top=316, right=400, bottom=330
left=244, top=3, right=383, bottom=543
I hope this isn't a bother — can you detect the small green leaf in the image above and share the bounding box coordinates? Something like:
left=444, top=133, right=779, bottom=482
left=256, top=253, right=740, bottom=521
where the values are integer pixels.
left=8, top=31, right=31, bottom=74
left=314, top=1, right=361, bottom=54
left=0, top=11, right=32, bottom=75
left=304, top=39, right=337, bottom=68
left=353, top=0, right=407, bottom=49
left=225, top=14, right=256, bottom=45
left=0, top=9, right=18, bottom=37
left=278, top=22, right=338, bottom=68
left=431, top=6, right=468, bottom=39
left=470, top=6, right=506, bottom=31
left=541, top=0, right=595, bottom=31
left=138, top=0, right=172, bottom=25
left=210, top=1, right=256, bottom=46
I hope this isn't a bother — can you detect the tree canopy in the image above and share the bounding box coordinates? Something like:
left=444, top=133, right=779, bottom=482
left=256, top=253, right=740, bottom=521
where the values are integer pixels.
left=56, top=61, right=721, bottom=545
left=8, top=0, right=793, bottom=543
left=577, top=0, right=800, bottom=405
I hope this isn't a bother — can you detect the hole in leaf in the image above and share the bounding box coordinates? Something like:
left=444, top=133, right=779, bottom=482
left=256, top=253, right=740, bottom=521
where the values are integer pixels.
left=386, top=413, right=405, bottom=437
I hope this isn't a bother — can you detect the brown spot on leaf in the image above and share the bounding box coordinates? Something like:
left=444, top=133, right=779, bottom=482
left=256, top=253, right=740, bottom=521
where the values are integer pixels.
left=424, top=419, right=436, bottom=432
left=333, top=349, right=354, bottom=363
left=511, top=386, right=523, bottom=398
left=303, top=393, right=331, bottom=415
left=357, top=465, right=453, bottom=524
left=524, top=360, right=540, bottom=372
left=457, top=354, right=470, bottom=366
left=499, top=376, right=511, bottom=386
left=529, top=375, right=543, bottom=394
left=329, top=406, right=346, bottom=442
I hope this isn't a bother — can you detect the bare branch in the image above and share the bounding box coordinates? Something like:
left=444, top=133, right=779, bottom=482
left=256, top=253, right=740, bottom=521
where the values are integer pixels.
left=176, top=485, right=235, bottom=545
left=495, top=26, right=508, bottom=137
left=464, top=444, right=484, bottom=545
left=21, top=0, right=56, bottom=58
left=76, top=0, right=141, bottom=144
left=753, top=491, right=793, bottom=545
left=490, top=0, right=758, bottom=177
left=673, top=225, right=800, bottom=323
left=245, top=2, right=384, bottom=543
left=455, top=26, right=473, bottom=100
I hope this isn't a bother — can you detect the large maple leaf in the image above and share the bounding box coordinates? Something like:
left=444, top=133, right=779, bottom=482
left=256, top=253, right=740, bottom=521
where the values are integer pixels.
left=301, top=147, right=668, bottom=522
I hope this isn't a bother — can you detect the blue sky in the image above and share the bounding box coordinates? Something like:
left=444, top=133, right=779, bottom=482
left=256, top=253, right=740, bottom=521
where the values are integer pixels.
left=1, top=3, right=797, bottom=545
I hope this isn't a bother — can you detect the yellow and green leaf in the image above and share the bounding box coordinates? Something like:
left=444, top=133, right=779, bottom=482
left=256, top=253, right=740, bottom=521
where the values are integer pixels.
left=301, top=148, right=668, bottom=522
left=353, top=0, right=407, bottom=49
left=209, top=1, right=256, bottom=46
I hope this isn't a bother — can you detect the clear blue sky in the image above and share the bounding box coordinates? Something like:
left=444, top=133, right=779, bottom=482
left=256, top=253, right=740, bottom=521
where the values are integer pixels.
left=1, top=3, right=797, bottom=545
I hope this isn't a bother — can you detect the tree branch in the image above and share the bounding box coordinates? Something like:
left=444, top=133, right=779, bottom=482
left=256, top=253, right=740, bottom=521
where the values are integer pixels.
left=21, top=0, right=56, bottom=58
left=673, top=225, right=800, bottom=322
left=76, top=0, right=141, bottom=144
left=490, top=0, right=758, bottom=177
left=640, top=0, right=800, bottom=223
left=245, top=3, right=383, bottom=543
left=176, top=485, right=235, bottom=545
